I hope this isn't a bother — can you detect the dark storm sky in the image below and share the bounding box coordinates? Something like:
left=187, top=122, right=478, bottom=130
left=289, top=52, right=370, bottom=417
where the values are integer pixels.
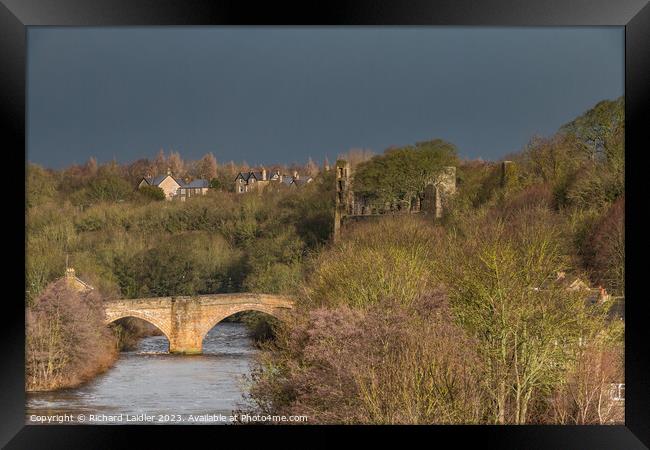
left=27, top=27, right=624, bottom=169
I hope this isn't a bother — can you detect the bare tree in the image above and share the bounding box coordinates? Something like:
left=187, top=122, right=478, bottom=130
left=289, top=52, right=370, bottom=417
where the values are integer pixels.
left=167, top=150, right=184, bottom=177
left=197, top=152, right=218, bottom=180
left=547, top=342, right=624, bottom=424
left=153, top=148, right=166, bottom=174
left=86, top=157, right=98, bottom=177
left=305, top=157, right=319, bottom=177
left=338, top=148, right=375, bottom=168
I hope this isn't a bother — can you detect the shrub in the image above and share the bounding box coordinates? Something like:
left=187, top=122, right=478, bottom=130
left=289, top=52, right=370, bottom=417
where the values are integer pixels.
left=26, top=280, right=116, bottom=391
left=582, top=196, right=625, bottom=295
left=243, top=263, right=302, bottom=295
left=137, top=185, right=166, bottom=201
left=27, top=163, right=57, bottom=208
left=565, top=165, right=623, bottom=210
left=303, top=216, right=443, bottom=309
left=499, top=183, right=554, bottom=218
left=246, top=291, right=484, bottom=424
left=86, top=171, right=133, bottom=203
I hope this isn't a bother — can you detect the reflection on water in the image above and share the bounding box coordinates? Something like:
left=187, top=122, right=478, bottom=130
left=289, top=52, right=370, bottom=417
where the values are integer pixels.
left=26, top=322, right=256, bottom=424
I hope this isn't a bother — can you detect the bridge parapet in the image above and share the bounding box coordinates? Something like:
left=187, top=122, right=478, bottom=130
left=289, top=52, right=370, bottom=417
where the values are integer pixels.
left=105, top=293, right=294, bottom=307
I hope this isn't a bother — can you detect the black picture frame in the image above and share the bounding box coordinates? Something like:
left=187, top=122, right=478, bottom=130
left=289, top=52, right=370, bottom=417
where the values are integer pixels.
left=2, top=0, right=648, bottom=447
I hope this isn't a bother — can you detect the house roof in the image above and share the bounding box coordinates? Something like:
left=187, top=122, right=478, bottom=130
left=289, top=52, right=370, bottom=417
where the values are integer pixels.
left=234, top=171, right=265, bottom=182
left=72, top=276, right=94, bottom=291
left=182, top=179, right=210, bottom=188
left=150, top=175, right=168, bottom=185
left=234, top=170, right=307, bottom=185
left=142, top=174, right=182, bottom=187
left=140, top=174, right=211, bottom=193
left=291, top=178, right=312, bottom=186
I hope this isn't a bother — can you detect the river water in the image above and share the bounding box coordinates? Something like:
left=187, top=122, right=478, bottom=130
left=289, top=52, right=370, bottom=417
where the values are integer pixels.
left=26, top=323, right=257, bottom=425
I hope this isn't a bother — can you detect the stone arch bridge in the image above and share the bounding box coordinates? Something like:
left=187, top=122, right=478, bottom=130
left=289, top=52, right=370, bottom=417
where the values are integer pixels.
left=104, top=293, right=294, bottom=354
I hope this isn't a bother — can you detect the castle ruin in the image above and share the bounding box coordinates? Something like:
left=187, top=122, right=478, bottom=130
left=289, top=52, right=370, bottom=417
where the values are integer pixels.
left=333, top=160, right=456, bottom=240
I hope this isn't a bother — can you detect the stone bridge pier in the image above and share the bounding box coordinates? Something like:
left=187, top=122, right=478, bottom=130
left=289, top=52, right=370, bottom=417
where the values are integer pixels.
left=104, top=293, right=294, bottom=354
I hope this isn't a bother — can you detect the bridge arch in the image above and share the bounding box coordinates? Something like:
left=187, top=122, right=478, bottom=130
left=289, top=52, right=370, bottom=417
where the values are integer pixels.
left=198, top=304, right=286, bottom=345
left=105, top=312, right=172, bottom=342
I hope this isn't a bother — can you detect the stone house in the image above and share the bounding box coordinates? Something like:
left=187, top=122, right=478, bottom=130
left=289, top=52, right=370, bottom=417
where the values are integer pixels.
left=138, top=169, right=210, bottom=200
left=235, top=168, right=270, bottom=193
left=235, top=168, right=312, bottom=193
left=138, top=172, right=182, bottom=200
left=177, top=179, right=210, bottom=201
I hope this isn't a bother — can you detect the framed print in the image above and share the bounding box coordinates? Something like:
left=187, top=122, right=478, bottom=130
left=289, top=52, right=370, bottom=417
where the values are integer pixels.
left=2, top=0, right=649, bottom=447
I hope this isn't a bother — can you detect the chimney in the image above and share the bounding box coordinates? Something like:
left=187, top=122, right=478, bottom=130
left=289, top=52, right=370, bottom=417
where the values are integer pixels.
left=167, top=167, right=172, bottom=176
left=65, top=267, right=76, bottom=279
left=598, top=286, right=610, bottom=302
left=293, top=170, right=299, bottom=179
left=262, top=168, right=267, bottom=181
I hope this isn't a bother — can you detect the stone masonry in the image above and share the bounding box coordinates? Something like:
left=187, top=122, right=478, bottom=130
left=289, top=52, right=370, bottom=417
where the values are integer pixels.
left=104, top=293, right=294, bottom=354
left=333, top=159, right=352, bottom=242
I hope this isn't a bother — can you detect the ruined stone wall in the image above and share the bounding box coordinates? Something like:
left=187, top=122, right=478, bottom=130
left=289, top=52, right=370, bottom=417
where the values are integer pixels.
left=334, top=164, right=457, bottom=236
left=421, top=166, right=457, bottom=219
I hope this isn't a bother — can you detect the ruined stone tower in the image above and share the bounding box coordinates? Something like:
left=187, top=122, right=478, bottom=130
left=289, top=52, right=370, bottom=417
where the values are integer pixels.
left=500, top=160, right=516, bottom=188
left=333, top=159, right=351, bottom=241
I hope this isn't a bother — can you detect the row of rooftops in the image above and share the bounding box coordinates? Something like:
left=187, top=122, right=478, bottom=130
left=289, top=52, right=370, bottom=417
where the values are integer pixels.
left=235, top=168, right=313, bottom=186
left=139, top=169, right=312, bottom=189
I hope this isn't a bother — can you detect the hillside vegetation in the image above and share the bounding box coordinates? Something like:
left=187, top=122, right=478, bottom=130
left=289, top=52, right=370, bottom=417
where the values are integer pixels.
left=246, top=97, right=625, bottom=424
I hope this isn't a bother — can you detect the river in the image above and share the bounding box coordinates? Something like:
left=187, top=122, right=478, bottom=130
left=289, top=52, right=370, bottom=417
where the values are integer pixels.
left=26, top=322, right=257, bottom=425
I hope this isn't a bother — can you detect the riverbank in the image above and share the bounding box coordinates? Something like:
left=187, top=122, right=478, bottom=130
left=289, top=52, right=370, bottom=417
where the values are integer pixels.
left=27, top=321, right=152, bottom=393
left=27, top=346, right=118, bottom=393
